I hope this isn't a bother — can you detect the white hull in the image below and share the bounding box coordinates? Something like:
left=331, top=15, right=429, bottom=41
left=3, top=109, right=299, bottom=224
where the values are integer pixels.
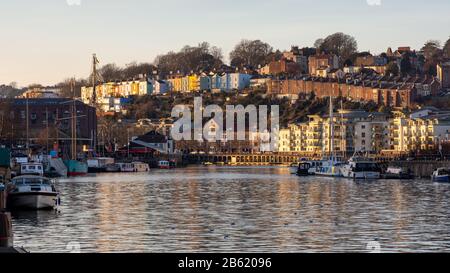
left=8, top=193, right=58, bottom=210
left=342, top=171, right=380, bottom=180
left=133, top=168, right=150, bottom=172
left=315, top=172, right=342, bottom=177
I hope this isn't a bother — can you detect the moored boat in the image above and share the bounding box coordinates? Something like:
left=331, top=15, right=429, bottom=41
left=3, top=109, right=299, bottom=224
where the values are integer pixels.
left=315, top=156, right=344, bottom=177
left=340, top=156, right=381, bottom=180
left=64, top=160, right=88, bottom=177
left=432, top=168, right=450, bottom=183
left=117, top=163, right=134, bottom=172
left=296, top=162, right=311, bottom=176
left=6, top=175, right=59, bottom=210
left=314, top=96, right=344, bottom=178
left=132, top=162, right=150, bottom=172
left=87, top=157, right=115, bottom=173
left=382, top=166, right=414, bottom=179
left=305, top=160, right=322, bottom=175
left=158, top=160, right=175, bottom=169
left=19, top=163, right=44, bottom=176
left=105, top=163, right=120, bottom=173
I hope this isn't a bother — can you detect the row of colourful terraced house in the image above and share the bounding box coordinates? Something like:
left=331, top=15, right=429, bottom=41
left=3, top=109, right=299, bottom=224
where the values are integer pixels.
left=81, top=72, right=253, bottom=106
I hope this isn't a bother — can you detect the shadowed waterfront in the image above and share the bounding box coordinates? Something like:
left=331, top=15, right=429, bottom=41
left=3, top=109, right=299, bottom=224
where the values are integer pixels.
left=10, top=166, right=450, bottom=253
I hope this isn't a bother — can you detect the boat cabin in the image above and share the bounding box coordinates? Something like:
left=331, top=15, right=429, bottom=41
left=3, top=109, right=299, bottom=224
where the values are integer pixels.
left=158, top=161, right=174, bottom=169
left=132, top=162, right=150, bottom=172
left=117, top=163, right=134, bottom=172
left=11, top=175, right=52, bottom=186
left=20, top=163, right=44, bottom=176
left=436, top=168, right=450, bottom=176
left=297, top=162, right=311, bottom=176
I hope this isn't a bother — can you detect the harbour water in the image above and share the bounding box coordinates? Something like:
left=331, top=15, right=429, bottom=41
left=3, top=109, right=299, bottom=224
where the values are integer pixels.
left=11, top=166, right=450, bottom=253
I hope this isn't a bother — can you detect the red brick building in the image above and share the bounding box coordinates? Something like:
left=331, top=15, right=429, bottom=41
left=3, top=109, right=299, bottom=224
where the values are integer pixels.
left=308, top=54, right=339, bottom=76
left=266, top=75, right=430, bottom=108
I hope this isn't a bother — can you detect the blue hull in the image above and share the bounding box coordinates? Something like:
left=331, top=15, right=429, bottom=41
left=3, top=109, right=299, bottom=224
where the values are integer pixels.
left=432, top=176, right=450, bottom=183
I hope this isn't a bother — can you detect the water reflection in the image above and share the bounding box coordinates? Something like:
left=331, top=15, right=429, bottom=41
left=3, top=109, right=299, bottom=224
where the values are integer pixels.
left=10, top=166, right=450, bottom=253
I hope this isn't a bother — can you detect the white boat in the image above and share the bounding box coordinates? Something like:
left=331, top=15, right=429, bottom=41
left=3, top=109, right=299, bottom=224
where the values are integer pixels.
left=20, top=163, right=44, bottom=176
left=87, top=157, right=115, bottom=173
left=292, top=160, right=322, bottom=175
left=306, top=160, right=322, bottom=175
left=7, top=175, right=59, bottom=210
left=132, top=162, right=150, bottom=172
left=117, top=163, right=134, bottom=172
left=341, top=156, right=381, bottom=180
left=158, top=160, right=175, bottom=169
left=432, top=168, right=450, bottom=183
left=315, top=156, right=345, bottom=177
left=105, top=163, right=120, bottom=172
left=382, top=166, right=414, bottom=179
left=315, top=96, right=344, bottom=177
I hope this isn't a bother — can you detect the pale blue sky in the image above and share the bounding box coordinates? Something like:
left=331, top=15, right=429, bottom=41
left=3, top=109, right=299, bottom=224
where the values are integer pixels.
left=0, top=0, right=449, bottom=86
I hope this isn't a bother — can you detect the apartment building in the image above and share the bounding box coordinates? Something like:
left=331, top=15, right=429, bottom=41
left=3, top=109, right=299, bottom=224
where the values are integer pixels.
left=389, top=112, right=450, bottom=152
left=276, top=110, right=390, bottom=154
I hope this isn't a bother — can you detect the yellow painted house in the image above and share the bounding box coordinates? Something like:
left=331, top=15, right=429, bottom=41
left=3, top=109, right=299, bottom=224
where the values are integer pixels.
left=131, top=81, right=140, bottom=96
left=188, top=75, right=200, bottom=91
left=168, top=77, right=183, bottom=92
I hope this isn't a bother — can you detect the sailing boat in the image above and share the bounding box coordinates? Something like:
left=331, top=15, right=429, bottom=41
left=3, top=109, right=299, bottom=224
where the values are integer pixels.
left=315, top=96, right=344, bottom=177
left=63, top=79, right=88, bottom=177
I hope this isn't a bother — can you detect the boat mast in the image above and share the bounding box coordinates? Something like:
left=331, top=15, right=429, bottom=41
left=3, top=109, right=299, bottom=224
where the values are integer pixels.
left=329, top=96, right=334, bottom=159
left=46, top=107, right=49, bottom=154
left=340, top=99, right=345, bottom=159
left=71, top=79, right=77, bottom=161
left=26, top=98, right=30, bottom=156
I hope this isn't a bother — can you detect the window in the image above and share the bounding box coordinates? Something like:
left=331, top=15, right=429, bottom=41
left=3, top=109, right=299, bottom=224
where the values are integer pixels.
left=362, top=132, right=366, bottom=138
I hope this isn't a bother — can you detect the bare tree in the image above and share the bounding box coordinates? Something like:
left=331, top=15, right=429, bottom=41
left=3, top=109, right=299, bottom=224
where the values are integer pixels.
left=122, top=62, right=156, bottom=79
left=154, top=42, right=223, bottom=76
left=99, top=63, right=123, bottom=82
left=318, top=32, right=358, bottom=63
left=314, top=38, right=324, bottom=49
left=444, top=37, right=450, bottom=58
left=56, top=78, right=88, bottom=98
left=0, top=101, right=12, bottom=143
left=229, top=39, right=274, bottom=68
left=422, top=40, right=443, bottom=76
left=422, top=40, right=442, bottom=61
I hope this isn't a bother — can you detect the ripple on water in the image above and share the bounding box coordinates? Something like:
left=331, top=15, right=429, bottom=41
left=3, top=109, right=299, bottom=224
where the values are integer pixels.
left=11, top=167, right=450, bottom=253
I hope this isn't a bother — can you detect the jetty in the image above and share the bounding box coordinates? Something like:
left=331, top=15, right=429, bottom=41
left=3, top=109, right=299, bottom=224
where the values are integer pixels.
left=185, top=152, right=450, bottom=178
